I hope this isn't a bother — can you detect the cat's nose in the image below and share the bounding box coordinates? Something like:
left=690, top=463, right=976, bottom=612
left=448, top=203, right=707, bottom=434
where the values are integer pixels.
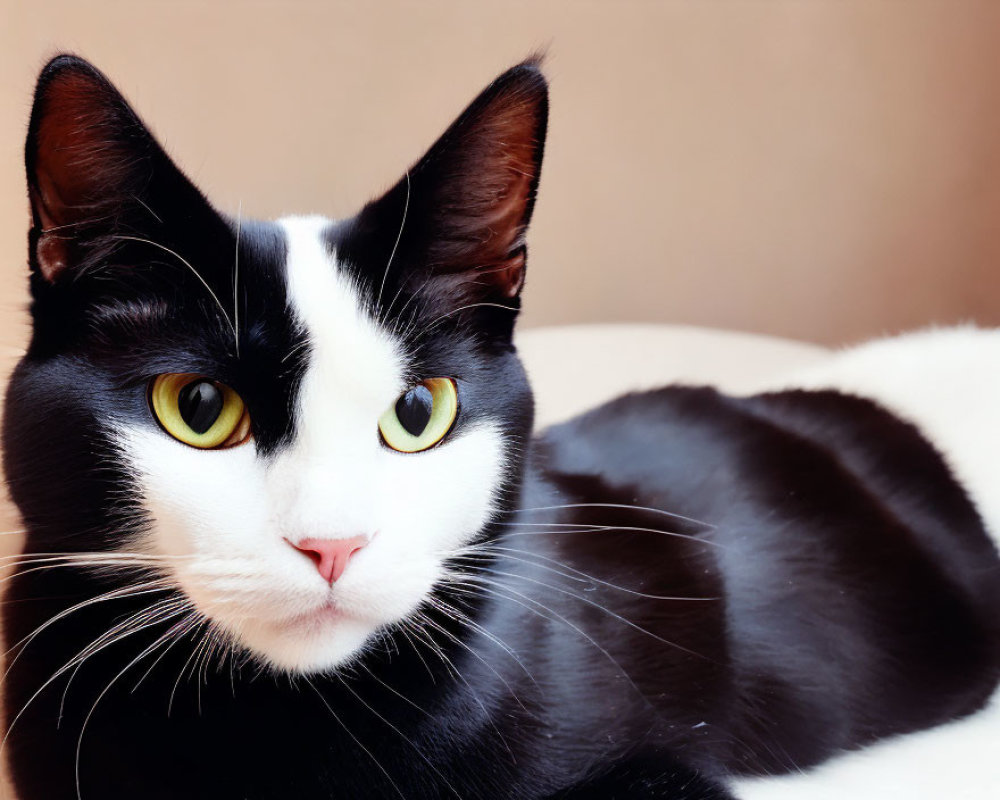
left=289, top=535, right=370, bottom=584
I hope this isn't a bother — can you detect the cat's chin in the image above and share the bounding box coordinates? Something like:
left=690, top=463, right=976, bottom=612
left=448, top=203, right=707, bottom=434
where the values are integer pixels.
left=172, top=556, right=446, bottom=674
left=236, top=608, right=380, bottom=674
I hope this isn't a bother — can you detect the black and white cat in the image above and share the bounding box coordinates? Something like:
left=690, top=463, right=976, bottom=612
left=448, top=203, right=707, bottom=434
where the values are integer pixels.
left=2, top=54, right=997, bottom=799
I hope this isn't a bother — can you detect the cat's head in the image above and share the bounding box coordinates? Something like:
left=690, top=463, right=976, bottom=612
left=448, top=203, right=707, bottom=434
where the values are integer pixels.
left=4, top=55, right=546, bottom=672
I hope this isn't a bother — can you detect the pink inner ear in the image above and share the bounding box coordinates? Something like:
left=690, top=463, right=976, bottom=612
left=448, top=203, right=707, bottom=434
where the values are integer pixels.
left=31, top=71, right=127, bottom=230
left=32, top=156, right=88, bottom=281
left=32, top=168, right=68, bottom=232
left=35, top=232, right=71, bottom=283
left=27, top=64, right=152, bottom=282
left=433, top=83, right=543, bottom=296
left=481, top=254, right=526, bottom=299
left=470, top=163, right=533, bottom=297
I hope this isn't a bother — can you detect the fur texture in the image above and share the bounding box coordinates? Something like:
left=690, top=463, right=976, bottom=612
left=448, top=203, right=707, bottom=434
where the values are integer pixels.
left=2, top=55, right=998, bottom=800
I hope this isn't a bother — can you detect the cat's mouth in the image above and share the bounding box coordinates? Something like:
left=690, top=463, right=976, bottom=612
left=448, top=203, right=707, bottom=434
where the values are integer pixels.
left=281, top=599, right=351, bottom=631
left=158, top=536, right=448, bottom=672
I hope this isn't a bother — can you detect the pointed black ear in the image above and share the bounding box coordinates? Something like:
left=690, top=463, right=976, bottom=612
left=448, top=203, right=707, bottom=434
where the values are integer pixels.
left=25, top=55, right=207, bottom=282
left=408, top=58, right=548, bottom=298
left=337, top=58, right=548, bottom=323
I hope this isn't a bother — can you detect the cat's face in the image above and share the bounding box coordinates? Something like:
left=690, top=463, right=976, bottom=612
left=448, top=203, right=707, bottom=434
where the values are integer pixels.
left=4, top=56, right=545, bottom=673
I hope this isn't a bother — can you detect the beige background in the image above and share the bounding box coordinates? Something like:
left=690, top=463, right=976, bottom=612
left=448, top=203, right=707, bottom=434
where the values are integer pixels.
left=5, top=0, right=1000, bottom=356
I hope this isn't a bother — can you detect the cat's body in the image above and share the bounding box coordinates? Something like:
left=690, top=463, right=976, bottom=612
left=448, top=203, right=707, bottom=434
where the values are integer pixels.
left=2, top=56, right=998, bottom=799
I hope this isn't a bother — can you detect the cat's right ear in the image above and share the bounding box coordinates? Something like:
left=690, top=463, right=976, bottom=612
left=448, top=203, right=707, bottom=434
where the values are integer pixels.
left=25, top=55, right=205, bottom=282
left=335, top=58, right=548, bottom=337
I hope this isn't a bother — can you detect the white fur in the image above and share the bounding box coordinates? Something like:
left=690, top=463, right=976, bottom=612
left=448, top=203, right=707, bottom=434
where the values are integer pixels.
left=733, top=325, right=1000, bottom=799
left=119, top=215, right=507, bottom=673
left=732, top=696, right=1000, bottom=799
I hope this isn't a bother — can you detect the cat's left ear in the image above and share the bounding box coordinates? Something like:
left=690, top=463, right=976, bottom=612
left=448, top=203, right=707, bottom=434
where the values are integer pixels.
left=25, top=55, right=212, bottom=283
left=336, top=58, right=548, bottom=328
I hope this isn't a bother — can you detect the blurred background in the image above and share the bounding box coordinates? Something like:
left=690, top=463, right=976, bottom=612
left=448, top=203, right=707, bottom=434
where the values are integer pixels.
left=5, top=0, right=1000, bottom=358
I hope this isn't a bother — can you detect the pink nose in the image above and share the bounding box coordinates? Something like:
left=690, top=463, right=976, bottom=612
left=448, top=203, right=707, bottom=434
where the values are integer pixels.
left=290, top=535, right=369, bottom=584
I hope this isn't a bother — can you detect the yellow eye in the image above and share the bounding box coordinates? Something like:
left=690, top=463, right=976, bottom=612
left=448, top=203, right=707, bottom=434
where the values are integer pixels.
left=378, top=378, right=458, bottom=453
left=149, top=374, right=251, bottom=449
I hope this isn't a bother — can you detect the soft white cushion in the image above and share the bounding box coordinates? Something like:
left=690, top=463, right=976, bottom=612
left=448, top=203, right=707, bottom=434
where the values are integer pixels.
left=517, top=324, right=830, bottom=428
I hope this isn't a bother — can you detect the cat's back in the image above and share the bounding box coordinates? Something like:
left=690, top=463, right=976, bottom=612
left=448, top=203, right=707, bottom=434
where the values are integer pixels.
left=539, top=372, right=1000, bottom=617
left=729, top=324, right=1000, bottom=796
left=759, top=325, right=1000, bottom=541
left=540, top=325, right=1000, bottom=567
left=531, top=330, right=1000, bottom=768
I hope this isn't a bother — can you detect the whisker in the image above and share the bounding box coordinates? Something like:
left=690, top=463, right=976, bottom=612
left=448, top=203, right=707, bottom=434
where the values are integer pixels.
left=131, top=194, right=163, bottom=224
left=480, top=569, right=710, bottom=662
left=429, top=583, right=538, bottom=688
left=416, top=302, right=518, bottom=341
left=494, top=523, right=724, bottom=548
left=407, top=616, right=460, bottom=682
left=510, top=502, right=715, bottom=530
left=376, top=170, right=410, bottom=317
left=448, top=580, right=652, bottom=705
left=58, top=596, right=189, bottom=721
left=304, top=677, right=407, bottom=800
left=411, top=610, right=518, bottom=762
left=382, top=272, right=433, bottom=341
left=451, top=547, right=719, bottom=601
left=233, top=200, right=243, bottom=357
left=73, top=611, right=194, bottom=800
left=131, top=613, right=201, bottom=694
left=2, top=580, right=175, bottom=682
left=168, top=616, right=211, bottom=716
left=111, top=235, right=237, bottom=345
left=356, top=661, right=431, bottom=719
left=427, top=595, right=535, bottom=701
left=395, top=622, right=438, bottom=684
left=335, top=674, right=464, bottom=800
left=0, top=551, right=195, bottom=564
left=1, top=591, right=183, bottom=761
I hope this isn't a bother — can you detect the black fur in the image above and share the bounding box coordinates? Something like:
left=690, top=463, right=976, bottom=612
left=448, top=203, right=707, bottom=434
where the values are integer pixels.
left=3, top=55, right=999, bottom=800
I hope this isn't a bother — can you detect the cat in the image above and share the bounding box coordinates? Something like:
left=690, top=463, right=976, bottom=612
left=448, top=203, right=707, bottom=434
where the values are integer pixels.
left=1, top=53, right=997, bottom=800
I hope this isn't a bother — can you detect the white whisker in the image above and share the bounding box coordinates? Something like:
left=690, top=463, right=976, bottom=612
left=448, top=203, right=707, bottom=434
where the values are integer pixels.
left=233, top=200, right=243, bottom=356
left=510, top=502, right=715, bottom=529
left=73, top=609, right=193, bottom=800
left=336, top=674, right=464, bottom=800
left=304, top=677, right=406, bottom=800
left=112, top=235, right=237, bottom=345
left=376, top=170, right=410, bottom=317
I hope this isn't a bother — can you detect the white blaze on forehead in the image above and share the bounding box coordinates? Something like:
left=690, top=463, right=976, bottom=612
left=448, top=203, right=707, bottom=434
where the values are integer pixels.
left=274, top=215, right=410, bottom=539
left=273, top=216, right=391, bottom=543
left=279, top=215, right=405, bottom=426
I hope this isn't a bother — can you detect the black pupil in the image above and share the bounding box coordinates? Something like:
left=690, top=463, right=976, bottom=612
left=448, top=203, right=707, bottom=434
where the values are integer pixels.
left=395, top=384, right=434, bottom=437
left=177, top=380, right=224, bottom=435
